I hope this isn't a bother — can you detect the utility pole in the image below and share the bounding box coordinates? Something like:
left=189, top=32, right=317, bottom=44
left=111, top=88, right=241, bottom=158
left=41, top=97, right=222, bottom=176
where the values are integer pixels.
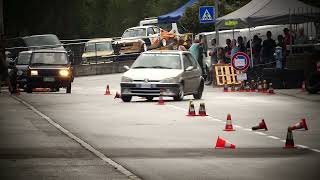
left=215, top=0, right=219, bottom=46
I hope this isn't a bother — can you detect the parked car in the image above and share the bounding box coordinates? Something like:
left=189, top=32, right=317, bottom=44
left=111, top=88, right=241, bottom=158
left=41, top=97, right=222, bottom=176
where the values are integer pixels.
left=9, top=51, right=32, bottom=91
left=113, top=25, right=175, bottom=55
left=82, top=38, right=114, bottom=64
left=25, top=50, right=74, bottom=93
left=120, top=50, right=204, bottom=102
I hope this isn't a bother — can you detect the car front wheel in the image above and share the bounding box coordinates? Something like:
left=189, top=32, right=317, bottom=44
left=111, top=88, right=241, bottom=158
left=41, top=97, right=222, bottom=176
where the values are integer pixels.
left=174, top=84, right=184, bottom=101
left=193, top=81, right=204, bottom=99
left=121, top=95, right=132, bottom=102
left=66, top=83, right=71, bottom=93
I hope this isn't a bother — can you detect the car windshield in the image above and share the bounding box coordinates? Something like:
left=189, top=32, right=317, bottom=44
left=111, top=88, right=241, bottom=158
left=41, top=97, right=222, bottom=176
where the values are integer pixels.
left=122, top=28, right=146, bottom=38
left=85, top=42, right=113, bottom=52
left=24, top=35, right=61, bottom=47
left=132, top=53, right=182, bottom=69
left=30, top=52, right=68, bottom=65
left=17, top=53, right=31, bottom=65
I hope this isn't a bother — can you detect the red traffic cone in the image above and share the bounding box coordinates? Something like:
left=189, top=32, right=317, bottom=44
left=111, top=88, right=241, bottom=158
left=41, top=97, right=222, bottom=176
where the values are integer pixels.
left=215, top=136, right=236, bottom=149
left=198, top=103, right=208, bottom=116
left=158, top=89, right=165, bottom=105
left=284, top=128, right=295, bottom=148
left=15, top=84, right=21, bottom=96
left=250, top=80, right=256, bottom=92
left=187, top=100, right=196, bottom=116
left=224, top=114, right=235, bottom=131
left=252, top=119, right=268, bottom=131
left=268, top=83, right=275, bottom=94
left=223, top=84, right=229, bottom=92
left=301, top=81, right=306, bottom=92
left=114, top=91, right=121, bottom=99
left=289, top=118, right=308, bottom=131
left=104, top=85, right=111, bottom=95
left=257, top=81, right=263, bottom=92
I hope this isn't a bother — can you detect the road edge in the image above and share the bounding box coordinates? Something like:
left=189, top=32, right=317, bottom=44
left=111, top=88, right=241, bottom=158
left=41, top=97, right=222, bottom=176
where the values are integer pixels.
left=10, top=95, right=142, bottom=180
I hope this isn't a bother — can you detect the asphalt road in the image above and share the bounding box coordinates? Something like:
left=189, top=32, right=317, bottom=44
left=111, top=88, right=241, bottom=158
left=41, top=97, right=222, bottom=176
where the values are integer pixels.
left=2, top=73, right=320, bottom=180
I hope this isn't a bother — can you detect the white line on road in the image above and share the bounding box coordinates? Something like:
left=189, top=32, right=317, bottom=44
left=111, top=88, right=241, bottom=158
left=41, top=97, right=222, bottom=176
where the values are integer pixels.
left=165, top=104, right=320, bottom=153
left=11, top=95, right=142, bottom=180
left=267, top=136, right=280, bottom=140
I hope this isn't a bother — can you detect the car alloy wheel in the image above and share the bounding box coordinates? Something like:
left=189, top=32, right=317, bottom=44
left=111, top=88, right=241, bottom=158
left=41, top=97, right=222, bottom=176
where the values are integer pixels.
left=174, top=83, right=184, bottom=101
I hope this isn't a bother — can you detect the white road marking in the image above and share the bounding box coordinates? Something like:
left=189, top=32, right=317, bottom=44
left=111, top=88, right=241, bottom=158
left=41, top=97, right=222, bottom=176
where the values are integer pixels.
left=166, top=104, right=320, bottom=153
left=254, top=132, right=267, bottom=136
left=11, top=95, right=141, bottom=180
left=268, top=136, right=280, bottom=140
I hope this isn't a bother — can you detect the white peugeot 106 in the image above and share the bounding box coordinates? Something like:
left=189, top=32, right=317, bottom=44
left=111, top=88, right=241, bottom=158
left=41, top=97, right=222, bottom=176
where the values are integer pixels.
left=120, top=50, right=204, bottom=102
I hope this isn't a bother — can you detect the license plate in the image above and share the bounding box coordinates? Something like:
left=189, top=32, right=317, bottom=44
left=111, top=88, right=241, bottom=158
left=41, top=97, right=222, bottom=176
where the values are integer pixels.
left=43, top=77, right=55, bottom=82
left=140, top=83, right=151, bottom=88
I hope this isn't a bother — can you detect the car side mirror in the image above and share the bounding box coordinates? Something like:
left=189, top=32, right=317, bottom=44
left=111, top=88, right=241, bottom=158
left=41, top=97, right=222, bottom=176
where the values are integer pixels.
left=185, top=66, right=194, bottom=71
left=123, top=65, right=130, bottom=71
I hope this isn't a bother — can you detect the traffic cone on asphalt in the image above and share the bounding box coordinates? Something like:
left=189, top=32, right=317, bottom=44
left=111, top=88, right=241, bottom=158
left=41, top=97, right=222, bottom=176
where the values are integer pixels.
left=252, top=119, right=268, bottom=131
left=224, top=114, right=235, bottom=131
left=158, top=89, right=165, bottom=105
left=262, top=80, right=268, bottom=93
left=245, top=82, right=250, bottom=92
left=114, top=91, right=121, bottom=99
left=223, top=84, right=229, bottom=92
left=104, top=85, right=111, bottom=95
left=198, top=103, right=208, bottom=116
left=250, top=80, right=256, bottom=92
left=187, top=100, right=196, bottom=116
left=301, top=81, right=306, bottom=91
left=289, top=118, right=308, bottom=131
left=257, top=81, right=263, bottom=92
left=215, top=136, right=236, bottom=149
left=15, top=84, right=21, bottom=96
left=284, top=128, right=295, bottom=148
left=268, top=83, right=275, bottom=94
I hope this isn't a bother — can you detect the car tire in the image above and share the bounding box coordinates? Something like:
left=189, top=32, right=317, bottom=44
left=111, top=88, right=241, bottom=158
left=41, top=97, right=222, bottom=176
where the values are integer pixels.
left=146, top=96, right=154, bottom=101
left=193, top=81, right=204, bottom=99
left=66, top=83, right=71, bottom=94
left=174, top=83, right=184, bottom=101
left=141, top=43, right=147, bottom=52
left=121, top=95, right=132, bottom=102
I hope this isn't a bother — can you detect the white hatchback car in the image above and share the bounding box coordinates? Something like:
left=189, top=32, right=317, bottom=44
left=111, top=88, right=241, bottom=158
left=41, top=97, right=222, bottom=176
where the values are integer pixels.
left=120, top=50, right=204, bottom=102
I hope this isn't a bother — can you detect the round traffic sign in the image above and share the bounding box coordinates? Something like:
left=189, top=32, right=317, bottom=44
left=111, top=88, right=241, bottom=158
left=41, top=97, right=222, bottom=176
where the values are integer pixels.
left=231, top=52, right=250, bottom=71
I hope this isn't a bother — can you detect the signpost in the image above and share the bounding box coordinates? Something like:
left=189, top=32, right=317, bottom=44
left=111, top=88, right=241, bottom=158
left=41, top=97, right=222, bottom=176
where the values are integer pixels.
left=231, top=52, right=250, bottom=81
left=199, top=6, right=215, bottom=24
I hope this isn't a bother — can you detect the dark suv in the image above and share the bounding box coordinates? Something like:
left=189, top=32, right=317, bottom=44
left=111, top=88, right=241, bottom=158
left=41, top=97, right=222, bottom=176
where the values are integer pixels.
left=26, top=50, right=74, bottom=93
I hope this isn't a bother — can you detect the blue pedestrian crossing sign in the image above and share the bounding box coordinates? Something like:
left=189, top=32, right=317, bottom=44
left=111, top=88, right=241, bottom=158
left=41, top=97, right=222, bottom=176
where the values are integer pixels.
left=199, top=6, right=215, bottom=24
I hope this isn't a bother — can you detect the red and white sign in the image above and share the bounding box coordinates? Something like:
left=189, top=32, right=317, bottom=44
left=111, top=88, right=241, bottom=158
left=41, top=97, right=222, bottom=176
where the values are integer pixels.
left=231, top=52, right=250, bottom=72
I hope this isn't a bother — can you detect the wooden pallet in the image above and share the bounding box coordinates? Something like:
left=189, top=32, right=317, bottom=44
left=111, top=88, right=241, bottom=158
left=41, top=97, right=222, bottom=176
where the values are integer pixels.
left=213, top=64, right=241, bottom=86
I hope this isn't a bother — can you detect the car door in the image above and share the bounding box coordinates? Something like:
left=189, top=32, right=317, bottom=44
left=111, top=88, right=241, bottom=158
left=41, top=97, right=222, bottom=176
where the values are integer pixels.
left=187, top=53, right=202, bottom=92
left=182, top=53, right=197, bottom=93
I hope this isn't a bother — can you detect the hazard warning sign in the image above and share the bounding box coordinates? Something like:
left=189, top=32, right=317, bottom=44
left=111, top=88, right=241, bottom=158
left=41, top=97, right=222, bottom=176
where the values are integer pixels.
left=199, top=6, right=215, bottom=24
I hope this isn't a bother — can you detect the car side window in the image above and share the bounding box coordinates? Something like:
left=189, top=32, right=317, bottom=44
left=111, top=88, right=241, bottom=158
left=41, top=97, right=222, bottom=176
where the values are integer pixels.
left=147, top=28, right=154, bottom=36
left=153, top=27, right=160, bottom=34
left=183, top=54, right=193, bottom=70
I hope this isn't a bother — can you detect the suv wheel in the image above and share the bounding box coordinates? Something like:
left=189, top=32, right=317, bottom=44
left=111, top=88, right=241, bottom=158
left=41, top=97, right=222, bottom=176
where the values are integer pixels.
left=174, top=84, right=184, bottom=101
left=66, top=83, right=71, bottom=93
left=121, top=95, right=132, bottom=102
left=193, top=81, right=204, bottom=99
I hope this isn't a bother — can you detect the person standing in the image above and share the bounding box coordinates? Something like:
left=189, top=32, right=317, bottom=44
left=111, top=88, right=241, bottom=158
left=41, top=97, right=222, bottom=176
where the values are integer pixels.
left=261, top=31, right=276, bottom=67
left=205, top=39, right=217, bottom=85
left=230, top=39, right=239, bottom=58
left=224, top=39, right=232, bottom=64
left=237, top=36, right=247, bottom=53
left=188, top=39, right=200, bottom=62
left=198, top=35, right=207, bottom=78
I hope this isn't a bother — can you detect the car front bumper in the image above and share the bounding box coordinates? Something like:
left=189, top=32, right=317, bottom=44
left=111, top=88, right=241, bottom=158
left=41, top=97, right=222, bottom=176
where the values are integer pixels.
left=120, top=82, right=180, bottom=97
left=27, top=76, right=72, bottom=88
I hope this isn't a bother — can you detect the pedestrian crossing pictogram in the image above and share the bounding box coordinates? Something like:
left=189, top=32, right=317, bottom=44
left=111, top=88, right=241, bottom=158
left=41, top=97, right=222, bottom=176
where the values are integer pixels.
left=199, top=6, right=215, bottom=24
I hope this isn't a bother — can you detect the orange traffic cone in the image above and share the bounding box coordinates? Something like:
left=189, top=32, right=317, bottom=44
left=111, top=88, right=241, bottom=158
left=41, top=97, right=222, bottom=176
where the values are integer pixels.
left=257, top=81, right=263, bottom=92
left=224, top=114, right=235, bottom=131
left=215, top=136, right=236, bottom=149
left=104, top=85, right=111, bottom=95
left=289, top=118, right=308, bottom=131
left=198, top=103, right=208, bottom=116
left=301, top=81, right=306, bottom=92
left=15, top=84, right=21, bottom=96
left=252, top=119, right=268, bottom=131
left=114, top=91, right=121, bottom=99
left=223, top=84, right=229, bottom=92
left=268, top=83, right=275, bottom=94
left=158, top=89, right=165, bottom=105
left=284, top=128, right=295, bottom=148
left=187, top=100, right=196, bottom=116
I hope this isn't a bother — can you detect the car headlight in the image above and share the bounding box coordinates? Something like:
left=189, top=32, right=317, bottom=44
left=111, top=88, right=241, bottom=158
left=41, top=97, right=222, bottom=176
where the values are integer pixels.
left=121, top=76, right=133, bottom=82
left=160, top=77, right=179, bottom=83
left=59, top=69, right=70, bottom=77
left=17, top=70, right=23, bottom=76
left=30, top=70, right=38, bottom=76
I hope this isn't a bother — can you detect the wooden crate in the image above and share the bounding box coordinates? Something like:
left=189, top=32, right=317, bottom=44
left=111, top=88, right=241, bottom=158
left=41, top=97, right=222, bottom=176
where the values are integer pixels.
left=213, top=64, right=240, bottom=86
